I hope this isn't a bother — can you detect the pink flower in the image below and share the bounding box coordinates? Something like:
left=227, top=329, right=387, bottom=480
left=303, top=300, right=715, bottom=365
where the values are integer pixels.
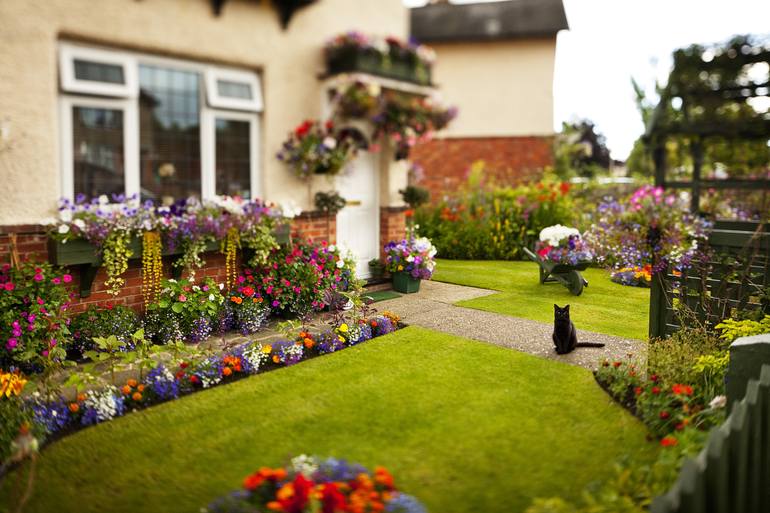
left=41, top=350, right=49, bottom=357
left=293, top=286, right=301, bottom=293
left=7, top=338, right=18, bottom=349
left=272, top=300, right=279, bottom=307
left=50, top=338, right=57, bottom=347
left=62, top=274, right=73, bottom=283
left=3, top=282, right=14, bottom=291
left=178, top=294, right=187, bottom=302
left=33, top=274, right=43, bottom=282
left=52, top=277, right=61, bottom=285
left=36, top=298, right=44, bottom=305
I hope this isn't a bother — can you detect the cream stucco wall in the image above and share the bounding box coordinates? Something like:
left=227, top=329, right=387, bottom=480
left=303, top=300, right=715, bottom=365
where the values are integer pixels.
left=0, top=0, right=407, bottom=225
left=430, top=38, right=557, bottom=138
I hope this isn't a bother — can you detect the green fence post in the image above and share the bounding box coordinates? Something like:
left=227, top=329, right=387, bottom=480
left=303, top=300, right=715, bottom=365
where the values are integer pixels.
left=727, top=334, right=770, bottom=410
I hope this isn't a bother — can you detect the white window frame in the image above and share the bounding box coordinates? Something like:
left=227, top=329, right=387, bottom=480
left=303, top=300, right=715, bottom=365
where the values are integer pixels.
left=59, top=95, right=140, bottom=200
left=202, top=110, right=261, bottom=200
left=205, top=67, right=263, bottom=112
left=59, top=43, right=138, bottom=98
left=58, top=43, right=263, bottom=202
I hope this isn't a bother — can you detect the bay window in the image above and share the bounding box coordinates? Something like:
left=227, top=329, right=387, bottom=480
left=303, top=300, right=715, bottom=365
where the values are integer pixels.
left=58, top=42, right=262, bottom=204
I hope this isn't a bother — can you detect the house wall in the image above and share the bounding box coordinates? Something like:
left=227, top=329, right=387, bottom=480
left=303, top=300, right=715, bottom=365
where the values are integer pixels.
left=410, top=38, right=558, bottom=196
left=431, top=38, right=557, bottom=138
left=0, top=0, right=408, bottom=226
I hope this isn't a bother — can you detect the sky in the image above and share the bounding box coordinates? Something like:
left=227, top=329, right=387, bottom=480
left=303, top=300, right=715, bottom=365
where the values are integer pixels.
left=404, top=0, right=770, bottom=159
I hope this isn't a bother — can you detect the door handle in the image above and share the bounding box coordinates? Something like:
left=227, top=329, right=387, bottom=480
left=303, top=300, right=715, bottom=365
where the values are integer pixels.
left=346, top=200, right=362, bottom=206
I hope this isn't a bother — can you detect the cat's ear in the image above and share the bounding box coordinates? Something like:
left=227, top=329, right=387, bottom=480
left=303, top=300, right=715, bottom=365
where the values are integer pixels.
left=565, top=305, right=570, bottom=311
left=554, top=304, right=559, bottom=310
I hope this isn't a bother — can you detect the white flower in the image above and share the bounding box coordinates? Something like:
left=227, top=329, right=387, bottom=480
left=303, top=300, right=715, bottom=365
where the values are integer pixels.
left=322, top=136, right=337, bottom=150
left=73, top=218, right=86, bottom=230
left=278, top=199, right=302, bottom=219
left=218, top=283, right=224, bottom=290
left=192, top=285, right=200, bottom=292
left=291, top=455, right=319, bottom=477
left=40, top=217, right=57, bottom=226
left=539, top=225, right=580, bottom=246
left=406, top=255, right=415, bottom=262
left=98, top=194, right=109, bottom=205
left=57, top=224, right=70, bottom=234
left=336, top=257, right=345, bottom=269
left=208, top=294, right=215, bottom=301
left=328, top=245, right=337, bottom=252
left=168, top=279, right=177, bottom=283
left=709, top=395, right=727, bottom=409
left=59, top=209, right=73, bottom=222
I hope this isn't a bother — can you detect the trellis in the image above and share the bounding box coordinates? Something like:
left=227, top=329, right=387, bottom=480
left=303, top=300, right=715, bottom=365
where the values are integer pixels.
left=645, top=36, right=770, bottom=338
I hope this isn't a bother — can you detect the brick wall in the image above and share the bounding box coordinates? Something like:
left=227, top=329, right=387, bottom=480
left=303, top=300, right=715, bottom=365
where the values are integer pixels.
left=0, top=210, right=346, bottom=314
left=409, top=135, right=555, bottom=199
left=379, top=207, right=407, bottom=259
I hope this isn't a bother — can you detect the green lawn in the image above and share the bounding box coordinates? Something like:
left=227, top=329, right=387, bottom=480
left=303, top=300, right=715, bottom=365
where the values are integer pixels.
left=433, top=260, right=650, bottom=340
left=3, top=327, right=654, bottom=513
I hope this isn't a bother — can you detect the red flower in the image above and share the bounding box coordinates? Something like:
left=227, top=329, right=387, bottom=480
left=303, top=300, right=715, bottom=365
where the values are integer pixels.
left=612, top=361, right=622, bottom=368
left=189, top=375, right=200, bottom=385
left=672, top=384, right=693, bottom=396
left=649, top=374, right=659, bottom=382
left=241, top=286, right=255, bottom=297
left=324, top=119, right=334, bottom=131
left=659, top=411, right=670, bottom=419
left=559, top=182, right=570, bottom=195
left=319, top=482, right=347, bottom=513
left=295, top=120, right=314, bottom=138
left=651, top=386, right=661, bottom=394
left=634, top=386, right=642, bottom=396
left=660, top=436, right=678, bottom=447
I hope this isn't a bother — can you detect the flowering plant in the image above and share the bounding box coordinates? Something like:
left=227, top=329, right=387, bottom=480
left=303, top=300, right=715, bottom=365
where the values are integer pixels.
left=583, top=185, right=711, bottom=277
left=69, top=304, right=141, bottom=357
left=0, top=262, right=73, bottom=370
left=250, top=240, right=355, bottom=316
left=146, top=277, right=225, bottom=343
left=204, top=454, right=426, bottom=513
left=610, top=265, right=653, bottom=287
left=226, top=277, right=270, bottom=335
left=384, top=237, right=437, bottom=280
left=277, top=120, right=362, bottom=179
left=535, top=225, right=593, bottom=265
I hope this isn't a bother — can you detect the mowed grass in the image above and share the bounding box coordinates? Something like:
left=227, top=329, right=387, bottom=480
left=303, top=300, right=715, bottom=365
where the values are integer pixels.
left=2, top=327, right=654, bottom=513
left=433, top=260, right=650, bottom=340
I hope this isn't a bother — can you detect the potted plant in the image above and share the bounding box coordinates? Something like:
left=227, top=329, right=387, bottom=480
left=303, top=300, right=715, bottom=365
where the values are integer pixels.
left=384, top=236, right=437, bottom=293
left=277, top=119, right=362, bottom=179
left=368, top=258, right=386, bottom=280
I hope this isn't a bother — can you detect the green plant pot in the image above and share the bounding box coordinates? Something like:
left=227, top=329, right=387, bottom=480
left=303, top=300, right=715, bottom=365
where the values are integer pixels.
left=392, top=271, right=421, bottom=293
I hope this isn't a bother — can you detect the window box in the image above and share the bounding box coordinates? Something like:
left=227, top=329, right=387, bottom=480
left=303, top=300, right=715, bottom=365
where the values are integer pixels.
left=48, top=223, right=291, bottom=297
left=325, top=47, right=432, bottom=86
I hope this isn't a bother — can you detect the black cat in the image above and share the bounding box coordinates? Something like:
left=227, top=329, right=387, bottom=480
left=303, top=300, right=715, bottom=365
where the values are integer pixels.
left=552, top=304, right=605, bottom=354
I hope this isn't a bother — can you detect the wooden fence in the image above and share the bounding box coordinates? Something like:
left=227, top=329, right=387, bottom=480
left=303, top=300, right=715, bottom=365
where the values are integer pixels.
left=651, top=365, right=770, bottom=513
left=649, top=221, right=770, bottom=339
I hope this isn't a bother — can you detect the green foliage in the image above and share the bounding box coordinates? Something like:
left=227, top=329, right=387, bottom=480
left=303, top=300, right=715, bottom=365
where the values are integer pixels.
left=399, top=185, right=430, bottom=209
left=241, top=223, right=279, bottom=268
left=553, top=119, right=611, bottom=179
left=692, top=351, right=729, bottom=402
left=314, top=190, right=347, bottom=216
left=69, top=304, right=141, bottom=356
left=647, top=326, right=723, bottom=387
left=715, top=315, right=770, bottom=343
left=415, top=171, right=574, bottom=260
left=102, top=229, right=133, bottom=295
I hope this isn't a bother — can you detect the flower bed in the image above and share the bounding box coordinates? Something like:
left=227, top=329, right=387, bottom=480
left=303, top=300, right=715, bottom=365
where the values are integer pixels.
left=3, top=312, right=403, bottom=467
left=204, top=454, right=425, bottom=513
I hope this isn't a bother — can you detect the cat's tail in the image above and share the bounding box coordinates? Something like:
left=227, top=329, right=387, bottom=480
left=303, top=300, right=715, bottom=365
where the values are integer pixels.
left=575, top=342, right=605, bottom=348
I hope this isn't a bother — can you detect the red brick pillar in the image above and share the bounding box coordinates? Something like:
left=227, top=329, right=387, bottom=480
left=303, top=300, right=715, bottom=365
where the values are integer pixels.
left=379, top=207, right=407, bottom=259
left=290, top=212, right=337, bottom=244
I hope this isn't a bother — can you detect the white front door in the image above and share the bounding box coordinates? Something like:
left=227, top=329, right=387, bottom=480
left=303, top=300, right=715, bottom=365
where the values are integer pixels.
left=336, top=151, right=380, bottom=279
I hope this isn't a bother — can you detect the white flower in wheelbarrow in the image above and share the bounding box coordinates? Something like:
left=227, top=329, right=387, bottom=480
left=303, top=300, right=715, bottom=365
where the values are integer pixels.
left=539, top=224, right=580, bottom=247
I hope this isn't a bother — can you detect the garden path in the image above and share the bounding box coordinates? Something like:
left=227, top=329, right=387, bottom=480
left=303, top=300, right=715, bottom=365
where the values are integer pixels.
left=376, top=281, right=644, bottom=370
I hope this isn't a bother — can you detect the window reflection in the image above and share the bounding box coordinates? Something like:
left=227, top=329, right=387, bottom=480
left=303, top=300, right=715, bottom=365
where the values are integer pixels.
left=72, top=106, right=125, bottom=198
left=215, top=118, right=251, bottom=198
left=139, top=65, right=201, bottom=205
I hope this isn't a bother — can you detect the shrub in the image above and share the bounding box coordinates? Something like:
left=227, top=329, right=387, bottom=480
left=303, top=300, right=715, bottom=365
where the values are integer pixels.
left=69, top=304, right=141, bottom=357
left=647, top=326, right=723, bottom=386
left=415, top=176, right=574, bottom=260
left=250, top=240, right=355, bottom=317
left=146, top=277, right=225, bottom=343
left=0, top=262, right=74, bottom=371
left=715, top=314, right=770, bottom=343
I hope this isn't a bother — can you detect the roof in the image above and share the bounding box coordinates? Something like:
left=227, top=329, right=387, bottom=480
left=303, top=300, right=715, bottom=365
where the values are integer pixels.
left=410, top=0, right=569, bottom=43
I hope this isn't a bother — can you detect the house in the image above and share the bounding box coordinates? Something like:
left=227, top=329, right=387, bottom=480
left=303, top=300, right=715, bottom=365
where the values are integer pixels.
left=409, top=0, right=569, bottom=196
left=0, top=0, right=421, bottom=309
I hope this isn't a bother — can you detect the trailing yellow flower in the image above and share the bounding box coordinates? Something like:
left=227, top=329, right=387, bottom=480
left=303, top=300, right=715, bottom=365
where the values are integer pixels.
left=142, top=231, right=163, bottom=308
left=221, top=227, right=240, bottom=291
left=0, top=370, right=27, bottom=399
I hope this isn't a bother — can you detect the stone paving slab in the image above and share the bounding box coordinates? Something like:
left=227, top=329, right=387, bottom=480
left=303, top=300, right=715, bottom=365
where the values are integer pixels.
left=376, top=280, right=644, bottom=370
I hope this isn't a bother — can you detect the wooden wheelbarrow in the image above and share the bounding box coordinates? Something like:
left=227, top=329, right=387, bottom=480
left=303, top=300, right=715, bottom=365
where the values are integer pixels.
left=522, top=247, right=590, bottom=296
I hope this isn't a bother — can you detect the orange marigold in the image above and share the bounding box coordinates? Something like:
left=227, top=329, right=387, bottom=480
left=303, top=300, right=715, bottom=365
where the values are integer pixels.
left=132, top=392, right=142, bottom=401
left=69, top=402, right=80, bottom=413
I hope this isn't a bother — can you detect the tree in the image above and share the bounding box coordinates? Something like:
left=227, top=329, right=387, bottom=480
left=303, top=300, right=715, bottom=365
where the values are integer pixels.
left=554, top=119, right=612, bottom=178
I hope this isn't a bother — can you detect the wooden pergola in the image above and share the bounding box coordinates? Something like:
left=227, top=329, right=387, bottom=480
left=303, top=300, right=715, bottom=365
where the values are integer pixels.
left=643, top=35, right=770, bottom=213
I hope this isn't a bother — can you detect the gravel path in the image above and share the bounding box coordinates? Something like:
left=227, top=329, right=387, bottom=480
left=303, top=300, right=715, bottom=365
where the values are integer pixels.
left=376, top=280, right=644, bottom=370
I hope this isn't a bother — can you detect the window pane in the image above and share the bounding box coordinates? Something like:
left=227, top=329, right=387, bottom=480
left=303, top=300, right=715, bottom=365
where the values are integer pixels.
left=72, top=106, right=125, bottom=198
left=73, top=59, right=125, bottom=84
left=217, top=79, right=252, bottom=100
left=215, top=118, right=251, bottom=199
left=139, top=65, right=201, bottom=205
